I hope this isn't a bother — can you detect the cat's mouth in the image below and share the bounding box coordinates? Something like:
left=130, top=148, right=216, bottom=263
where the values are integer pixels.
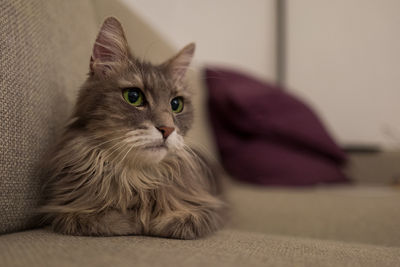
left=142, top=142, right=167, bottom=151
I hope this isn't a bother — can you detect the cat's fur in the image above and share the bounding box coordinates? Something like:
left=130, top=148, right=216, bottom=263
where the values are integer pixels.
left=39, top=17, right=226, bottom=239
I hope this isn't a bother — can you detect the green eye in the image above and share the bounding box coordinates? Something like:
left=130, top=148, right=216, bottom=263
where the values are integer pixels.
left=123, top=87, right=144, bottom=107
left=171, top=97, right=184, bottom=113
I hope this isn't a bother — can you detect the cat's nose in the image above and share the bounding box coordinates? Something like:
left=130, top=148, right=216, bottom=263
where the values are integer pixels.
left=156, top=126, right=175, bottom=139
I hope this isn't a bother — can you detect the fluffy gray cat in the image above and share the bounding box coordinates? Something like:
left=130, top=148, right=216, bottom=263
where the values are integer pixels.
left=39, top=17, right=226, bottom=239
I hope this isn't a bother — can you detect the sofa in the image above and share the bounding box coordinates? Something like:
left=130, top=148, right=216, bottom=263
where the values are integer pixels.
left=1, top=1, right=399, bottom=266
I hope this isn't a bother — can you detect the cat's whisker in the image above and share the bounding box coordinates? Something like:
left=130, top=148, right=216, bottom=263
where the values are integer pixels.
left=110, top=144, right=131, bottom=163
left=89, top=134, right=130, bottom=149
left=183, top=136, right=209, bottom=152
left=120, top=144, right=136, bottom=163
left=181, top=143, right=206, bottom=171
left=103, top=136, right=152, bottom=162
left=84, top=129, right=128, bottom=142
left=102, top=138, right=133, bottom=161
left=91, top=128, right=146, bottom=139
left=106, top=143, right=131, bottom=161
left=99, top=131, right=151, bottom=157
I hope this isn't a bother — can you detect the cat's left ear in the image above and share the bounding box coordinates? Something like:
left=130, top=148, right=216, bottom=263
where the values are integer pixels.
left=163, top=43, right=195, bottom=83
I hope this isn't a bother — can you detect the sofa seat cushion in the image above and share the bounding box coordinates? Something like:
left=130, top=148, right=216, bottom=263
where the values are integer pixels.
left=1, top=229, right=399, bottom=267
left=227, top=182, right=400, bottom=247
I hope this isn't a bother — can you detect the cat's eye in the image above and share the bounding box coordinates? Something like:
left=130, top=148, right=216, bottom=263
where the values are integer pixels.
left=170, top=97, right=184, bottom=113
left=123, top=87, right=144, bottom=107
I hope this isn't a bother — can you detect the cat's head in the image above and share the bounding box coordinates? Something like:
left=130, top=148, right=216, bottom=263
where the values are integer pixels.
left=72, top=17, right=195, bottom=165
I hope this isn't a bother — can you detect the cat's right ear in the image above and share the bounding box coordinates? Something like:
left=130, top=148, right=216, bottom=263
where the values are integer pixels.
left=90, top=17, right=129, bottom=78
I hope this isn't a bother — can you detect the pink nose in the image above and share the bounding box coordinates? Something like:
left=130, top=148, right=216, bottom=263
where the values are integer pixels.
left=156, top=126, right=174, bottom=139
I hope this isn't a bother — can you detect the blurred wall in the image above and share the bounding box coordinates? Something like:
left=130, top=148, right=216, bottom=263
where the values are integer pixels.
left=120, top=0, right=276, bottom=81
left=119, top=0, right=400, bottom=150
left=287, top=0, right=400, bottom=149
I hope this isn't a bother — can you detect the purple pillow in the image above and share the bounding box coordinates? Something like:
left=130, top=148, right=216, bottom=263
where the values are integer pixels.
left=205, top=67, right=349, bottom=186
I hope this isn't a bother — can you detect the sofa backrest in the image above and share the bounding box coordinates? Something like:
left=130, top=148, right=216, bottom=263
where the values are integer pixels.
left=0, top=0, right=98, bottom=234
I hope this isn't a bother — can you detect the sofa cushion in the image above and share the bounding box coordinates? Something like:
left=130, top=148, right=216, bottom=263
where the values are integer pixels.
left=227, top=181, right=400, bottom=247
left=0, top=0, right=97, bottom=234
left=346, top=151, right=400, bottom=184
left=1, top=229, right=399, bottom=267
left=205, top=67, right=348, bottom=186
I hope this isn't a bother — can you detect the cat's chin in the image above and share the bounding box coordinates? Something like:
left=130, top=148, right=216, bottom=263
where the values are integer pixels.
left=142, top=146, right=168, bottom=163
left=128, top=146, right=168, bottom=166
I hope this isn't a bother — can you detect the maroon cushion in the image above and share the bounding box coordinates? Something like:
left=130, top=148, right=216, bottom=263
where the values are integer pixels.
left=205, top=67, right=349, bottom=186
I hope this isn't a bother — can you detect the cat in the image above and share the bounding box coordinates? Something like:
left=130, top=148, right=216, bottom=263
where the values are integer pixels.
left=39, top=17, right=226, bottom=239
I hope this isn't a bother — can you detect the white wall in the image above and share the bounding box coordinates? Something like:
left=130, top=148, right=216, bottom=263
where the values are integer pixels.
left=287, top=0, right=400, bottom=149
left=120, top=0, right=276, bottom=81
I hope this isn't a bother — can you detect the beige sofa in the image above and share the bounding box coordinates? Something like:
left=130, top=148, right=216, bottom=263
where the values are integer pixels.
left=1, top=1, right=399, bottom=266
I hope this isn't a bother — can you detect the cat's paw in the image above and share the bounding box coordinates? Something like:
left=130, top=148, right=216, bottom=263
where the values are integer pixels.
left=50, top=211, right=141, bottom=236
left=168, top=215, right=203, bottom=240
left=151, top=211, right=223, bottom=240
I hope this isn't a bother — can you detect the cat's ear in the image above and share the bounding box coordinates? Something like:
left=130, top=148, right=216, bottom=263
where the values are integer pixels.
left=163, top=43, right=195, bottom=83
left=90, top=17, right=129, bottom=78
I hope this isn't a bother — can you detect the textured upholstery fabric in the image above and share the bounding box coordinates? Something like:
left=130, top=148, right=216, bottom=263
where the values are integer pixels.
left=1, top=229, right=399, bottom=267
left=0, top=0, right=97, bottom=233
left=227, top=182, right=400, bottom=247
